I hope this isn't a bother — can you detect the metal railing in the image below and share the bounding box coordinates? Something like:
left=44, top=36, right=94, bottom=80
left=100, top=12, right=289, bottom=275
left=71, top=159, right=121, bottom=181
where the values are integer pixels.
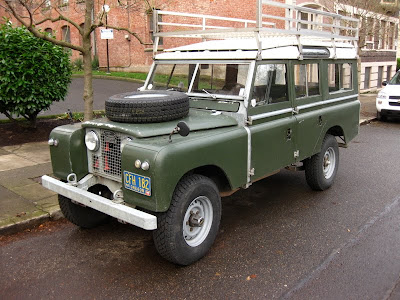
left=152, top=0, right=359, bottom=58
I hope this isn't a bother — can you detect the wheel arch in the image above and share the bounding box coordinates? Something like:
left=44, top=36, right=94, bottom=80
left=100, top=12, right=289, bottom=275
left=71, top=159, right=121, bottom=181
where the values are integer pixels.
left=182, top=164, right=233, bottom=195
left=326, top=125, right=345, bottom=140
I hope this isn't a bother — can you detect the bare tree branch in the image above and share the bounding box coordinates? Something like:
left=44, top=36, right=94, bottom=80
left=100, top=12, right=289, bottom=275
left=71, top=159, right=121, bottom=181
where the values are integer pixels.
left=4, top=0, right=85, bottom=52
left=105, top=24, right=152, bottom=45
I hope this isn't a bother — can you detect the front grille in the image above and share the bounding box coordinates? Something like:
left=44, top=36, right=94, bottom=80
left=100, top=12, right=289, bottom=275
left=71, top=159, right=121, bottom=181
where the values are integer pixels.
left=389, top=102, right=400, bottom=106
left=389, top=96, right=400, bottom=100
left=88, top=129, right=124, bottom=181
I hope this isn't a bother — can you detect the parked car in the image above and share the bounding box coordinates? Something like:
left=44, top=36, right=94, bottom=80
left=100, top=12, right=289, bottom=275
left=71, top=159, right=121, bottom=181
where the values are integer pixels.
left=376, top=70, right=400, bottom=121
left=42, top=2, right=360, bottom=265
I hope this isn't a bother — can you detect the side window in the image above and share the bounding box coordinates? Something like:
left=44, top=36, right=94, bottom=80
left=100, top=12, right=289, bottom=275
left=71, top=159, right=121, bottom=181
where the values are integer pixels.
left=294, top=63, right=320, bottom=98
left=252, top=64, right=288, bottom=105
left=328, top=63, right=353, bottom=92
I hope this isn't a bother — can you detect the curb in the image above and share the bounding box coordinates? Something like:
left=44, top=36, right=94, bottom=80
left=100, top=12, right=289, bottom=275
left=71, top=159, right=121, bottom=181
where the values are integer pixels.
left=0, top=209, right=63, bottom=236
left=360, top=116, right=376, bottom=126
left=72, top=73, right=145, bottom=84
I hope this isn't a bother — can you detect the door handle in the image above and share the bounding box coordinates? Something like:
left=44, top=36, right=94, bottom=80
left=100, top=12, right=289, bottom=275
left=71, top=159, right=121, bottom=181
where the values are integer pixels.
left=286, top=128, right=292, bottom=140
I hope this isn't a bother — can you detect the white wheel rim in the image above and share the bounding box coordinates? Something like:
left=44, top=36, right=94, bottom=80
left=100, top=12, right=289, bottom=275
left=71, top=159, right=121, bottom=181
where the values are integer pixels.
left=323, top=147, right=336, bottom=179
left=183, top=196, right=213, bottom=247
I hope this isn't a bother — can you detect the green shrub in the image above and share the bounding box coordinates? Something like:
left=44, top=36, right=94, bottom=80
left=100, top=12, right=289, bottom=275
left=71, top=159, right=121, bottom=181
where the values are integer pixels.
left=0, top=23, right=72, bottom=127
left=397, top=58, right=400, bottom=71
left=92, top=55, right=99, bottom=70
left=73, top=58, right=83, bottom=71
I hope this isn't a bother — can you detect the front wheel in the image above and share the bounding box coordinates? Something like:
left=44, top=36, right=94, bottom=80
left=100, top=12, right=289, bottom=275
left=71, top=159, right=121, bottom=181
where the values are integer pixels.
left=304, top=134, right=339, bottom=191
left=58, top=184, right=111, bottom=229
left=153, top=174, right=221, bottom=265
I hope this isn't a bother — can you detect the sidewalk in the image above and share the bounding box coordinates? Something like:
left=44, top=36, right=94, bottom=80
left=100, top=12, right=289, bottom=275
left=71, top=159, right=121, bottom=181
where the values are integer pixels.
left=0, top=93, right=379, bottom=235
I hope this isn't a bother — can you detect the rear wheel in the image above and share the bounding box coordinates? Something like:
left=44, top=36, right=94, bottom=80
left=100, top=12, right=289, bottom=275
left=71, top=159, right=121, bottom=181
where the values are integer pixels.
left=58, top=184, right=111, bottom=229
left=304, top=134, right=339, bottom=191
left=153, top=175, right=221, bottom=265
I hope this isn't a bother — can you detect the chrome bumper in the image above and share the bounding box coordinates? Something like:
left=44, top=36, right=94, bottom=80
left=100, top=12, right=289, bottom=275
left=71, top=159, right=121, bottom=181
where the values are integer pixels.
left=41, top=175, right=157, bottom=230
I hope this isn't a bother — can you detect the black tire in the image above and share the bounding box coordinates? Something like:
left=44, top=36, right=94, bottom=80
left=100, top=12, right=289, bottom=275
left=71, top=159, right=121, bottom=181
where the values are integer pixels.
left=58, top=185, right=111, bottom=229
left=377, top=111, right=386, bottom=121
left=304, top=134, right=339, bottom=191
left=153, top=174, right=221, bottom=266
left=105, top=91, right=189, bottom=123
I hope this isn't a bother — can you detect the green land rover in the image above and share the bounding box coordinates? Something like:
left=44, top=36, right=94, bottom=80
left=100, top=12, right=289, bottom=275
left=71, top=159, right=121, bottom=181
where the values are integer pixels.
left=42, top=1, right=360, bottom=265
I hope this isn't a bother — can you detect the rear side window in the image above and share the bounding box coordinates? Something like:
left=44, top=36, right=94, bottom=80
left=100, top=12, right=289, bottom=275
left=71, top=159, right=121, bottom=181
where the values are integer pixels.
left=294, top=63, right=320, bottom=98
left=328, top=63, right=353, bottom=92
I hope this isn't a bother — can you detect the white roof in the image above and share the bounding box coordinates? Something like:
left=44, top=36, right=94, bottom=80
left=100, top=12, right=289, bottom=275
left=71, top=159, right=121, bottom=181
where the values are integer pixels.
left=155, top=37, right=357, bottom=60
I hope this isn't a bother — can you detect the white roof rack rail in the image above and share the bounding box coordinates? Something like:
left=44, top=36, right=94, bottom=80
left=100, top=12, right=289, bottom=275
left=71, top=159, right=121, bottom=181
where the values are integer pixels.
left=152, top=0, right=359, bottom=59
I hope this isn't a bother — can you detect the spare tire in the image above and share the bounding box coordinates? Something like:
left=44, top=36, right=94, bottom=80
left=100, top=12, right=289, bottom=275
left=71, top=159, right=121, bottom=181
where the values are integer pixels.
left=105, top=91, right=189, bottom=123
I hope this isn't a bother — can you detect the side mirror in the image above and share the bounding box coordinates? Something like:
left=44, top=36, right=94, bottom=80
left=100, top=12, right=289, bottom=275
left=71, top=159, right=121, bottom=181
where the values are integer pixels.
left=382, top=81, right=387, bottom=86
left=176, top=121, right=190, bottom=137
left=169, top=121, right=190, bottom=143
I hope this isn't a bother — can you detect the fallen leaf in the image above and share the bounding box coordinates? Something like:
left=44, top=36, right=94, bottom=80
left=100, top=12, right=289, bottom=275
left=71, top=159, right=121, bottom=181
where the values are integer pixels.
left=250, top=274, right=257, bottom=279
left=215, top=272, right=221, bottom=276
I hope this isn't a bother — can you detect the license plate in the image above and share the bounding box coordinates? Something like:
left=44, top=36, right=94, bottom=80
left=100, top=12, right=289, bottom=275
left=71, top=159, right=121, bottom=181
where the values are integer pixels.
left=124, top=171, right=151, bottom=196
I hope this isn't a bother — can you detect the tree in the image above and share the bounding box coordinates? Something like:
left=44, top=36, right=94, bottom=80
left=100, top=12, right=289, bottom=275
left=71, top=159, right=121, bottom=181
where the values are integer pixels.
left=0, top=0, right=163, bottom=121
left=0, top=22, right=72, bottom=127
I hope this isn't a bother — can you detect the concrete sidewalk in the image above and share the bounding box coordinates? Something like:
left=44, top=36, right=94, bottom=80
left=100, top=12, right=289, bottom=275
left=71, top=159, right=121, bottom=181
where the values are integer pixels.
left=0, top=93, right=379, bottom=235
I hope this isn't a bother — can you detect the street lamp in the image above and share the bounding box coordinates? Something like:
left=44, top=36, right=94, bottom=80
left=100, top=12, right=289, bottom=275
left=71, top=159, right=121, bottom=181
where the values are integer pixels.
left=103, top=4, right=111, bottom=74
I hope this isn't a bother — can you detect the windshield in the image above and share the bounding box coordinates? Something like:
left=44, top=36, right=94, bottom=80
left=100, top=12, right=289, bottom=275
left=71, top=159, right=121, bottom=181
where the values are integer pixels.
left=147, top=63, right=249, bottom=97
left=389, top=71, right=400, bottom=85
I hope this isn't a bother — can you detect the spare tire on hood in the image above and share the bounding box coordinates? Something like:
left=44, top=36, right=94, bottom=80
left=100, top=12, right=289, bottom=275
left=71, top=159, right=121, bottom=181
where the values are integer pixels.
left=105, top=90, right=189, bottom=123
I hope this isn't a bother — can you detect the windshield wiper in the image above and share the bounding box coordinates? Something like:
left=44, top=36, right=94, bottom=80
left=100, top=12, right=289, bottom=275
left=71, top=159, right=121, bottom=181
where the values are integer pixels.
left=202, top=89, right=216, bottom=99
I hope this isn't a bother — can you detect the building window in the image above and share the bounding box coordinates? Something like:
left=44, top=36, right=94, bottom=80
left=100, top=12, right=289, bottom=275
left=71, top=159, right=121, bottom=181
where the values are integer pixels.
left=378, top=66, right=384, bottom=88
left=364, top=67, right=371, bottom=89
left=328, top=63, right=352, bottom=92
left=149, top=12, right=163, bottom=45
left=387, top=66, right=392, bottom=81
left=294, top=64, right=320, bottom=98
left=61, top=25, right=71, bottom=43
left=381, top=20, right=387, bottom=49
left=44, top=28, right=53, bottom=35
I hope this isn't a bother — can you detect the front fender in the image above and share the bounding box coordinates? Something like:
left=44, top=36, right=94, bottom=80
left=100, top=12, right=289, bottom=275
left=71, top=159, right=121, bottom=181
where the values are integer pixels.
left=121, top=127, right=248, bottom=212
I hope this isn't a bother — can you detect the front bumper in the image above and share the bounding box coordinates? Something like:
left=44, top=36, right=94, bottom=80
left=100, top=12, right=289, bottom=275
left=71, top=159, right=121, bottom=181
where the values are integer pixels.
left=376, top=99, right=400, bottom=114
left=41, top=175, right=157, bottom=230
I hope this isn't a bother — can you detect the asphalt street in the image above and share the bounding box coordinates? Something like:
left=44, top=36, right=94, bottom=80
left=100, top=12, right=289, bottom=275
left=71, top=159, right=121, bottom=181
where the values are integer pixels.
left=0, top=78, right=142, bottom=120
left=1, top=120, right=400, bottom=299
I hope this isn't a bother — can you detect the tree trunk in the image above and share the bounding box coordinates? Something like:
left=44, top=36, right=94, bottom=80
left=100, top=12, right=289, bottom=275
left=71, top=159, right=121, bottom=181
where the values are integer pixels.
left=83, top=0, right=94, bottom=121
left=82, top=50, right=94, bottom=121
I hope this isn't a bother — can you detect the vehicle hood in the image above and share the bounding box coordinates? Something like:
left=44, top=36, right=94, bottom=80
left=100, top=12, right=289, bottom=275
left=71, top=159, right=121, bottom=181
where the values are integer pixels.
left=82, top=109, right=238, bottom=138
left=380, top=84, right=400, bottom=96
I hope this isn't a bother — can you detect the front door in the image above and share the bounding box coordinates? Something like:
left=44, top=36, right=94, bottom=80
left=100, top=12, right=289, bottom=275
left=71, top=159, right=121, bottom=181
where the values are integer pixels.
left=248, top=62, right=296, bottom=181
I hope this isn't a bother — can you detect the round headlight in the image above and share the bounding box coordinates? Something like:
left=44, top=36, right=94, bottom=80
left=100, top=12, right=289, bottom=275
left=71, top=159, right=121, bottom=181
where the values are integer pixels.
left=120, top=137, right=133, bottom=152
left=85, top=130, right=99, bottom=151
left=141, top=161, right=150, bottom=171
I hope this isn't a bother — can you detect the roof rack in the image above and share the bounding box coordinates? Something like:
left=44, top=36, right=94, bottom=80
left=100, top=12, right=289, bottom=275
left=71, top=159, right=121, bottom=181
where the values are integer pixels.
left=152, top=0, right=359, bottom=59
